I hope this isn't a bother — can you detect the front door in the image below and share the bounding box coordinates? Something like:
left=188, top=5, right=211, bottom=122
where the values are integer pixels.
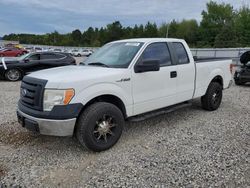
left=23, top=53, right=42, bottom=73
left=132, top=42, right=177, bottom=115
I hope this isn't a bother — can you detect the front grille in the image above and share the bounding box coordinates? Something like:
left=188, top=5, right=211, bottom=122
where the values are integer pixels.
left=20, top=76, right=47, bottom=111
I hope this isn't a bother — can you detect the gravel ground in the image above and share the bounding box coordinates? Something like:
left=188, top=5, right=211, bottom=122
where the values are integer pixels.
left=0, top=81, right=249, bottom=187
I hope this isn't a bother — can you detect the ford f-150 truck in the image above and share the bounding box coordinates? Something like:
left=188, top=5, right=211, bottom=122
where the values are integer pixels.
left=17, top=38, right=233, bottom=151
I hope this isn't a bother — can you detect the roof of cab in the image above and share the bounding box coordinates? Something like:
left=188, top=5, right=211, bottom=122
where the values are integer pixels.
left=111, top=38, right=185, bottom=43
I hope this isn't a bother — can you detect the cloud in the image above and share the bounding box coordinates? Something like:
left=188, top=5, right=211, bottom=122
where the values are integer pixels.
left=0, top=0, right=247, bottom=36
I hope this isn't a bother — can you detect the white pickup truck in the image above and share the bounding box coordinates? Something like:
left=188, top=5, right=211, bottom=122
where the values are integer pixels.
left=17, top=38, right=233, bottom=151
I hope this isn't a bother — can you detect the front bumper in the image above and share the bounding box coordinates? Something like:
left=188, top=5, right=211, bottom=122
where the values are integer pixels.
left=17, top=109, right=76, bottom=136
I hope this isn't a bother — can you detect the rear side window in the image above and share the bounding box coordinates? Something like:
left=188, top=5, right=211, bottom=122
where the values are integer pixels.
left=140, top=43, right=172, bottom=66
left=41, top=53, right=58, bottom=60
left=173, top=42, right=189, bottom=64
left=28, top=54, right=40, bottom=60
left=54, top=54, right=66, bottom=59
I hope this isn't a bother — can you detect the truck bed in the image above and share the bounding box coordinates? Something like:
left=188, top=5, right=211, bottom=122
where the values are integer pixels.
left=194, top=56, right=231, bottom=63
left=193, top=57, right=232, bottom=99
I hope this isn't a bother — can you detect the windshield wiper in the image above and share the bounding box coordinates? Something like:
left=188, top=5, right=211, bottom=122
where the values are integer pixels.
left=88, top=62, right=109, bottom=68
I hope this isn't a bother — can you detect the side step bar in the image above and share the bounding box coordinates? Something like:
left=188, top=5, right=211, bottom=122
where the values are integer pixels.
left=128, top=101, right=192, bottom=122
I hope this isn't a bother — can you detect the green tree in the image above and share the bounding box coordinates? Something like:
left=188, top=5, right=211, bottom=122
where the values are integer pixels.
left=176, top=20, right=199, bottom=47
left=158, top=23, right=169, bottom=38
left=168, top=20, right=179, bottom=38
left=82, top=27, right=95, bottom=46
left=199, top=1, right=235, bottom=47
left=106, top=21, right=123, bottom=42
left=235, top=6, right=250, bottom=47
left=144, top=22, right=158, bottom=37
left=214, top=25, right=237, bottom=47
left=71, top=29, right=82, bottom=46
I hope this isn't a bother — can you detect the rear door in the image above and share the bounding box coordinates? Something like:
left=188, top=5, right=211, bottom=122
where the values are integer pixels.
left=40, top=53, right=67, bottom=69
left=170, top=42, right=195, bottom=103
left=132, top=42, right=177, bottom=115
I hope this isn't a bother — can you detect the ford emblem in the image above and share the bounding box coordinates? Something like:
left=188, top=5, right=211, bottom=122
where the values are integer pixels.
left=21, top=88, right=27, bottom=97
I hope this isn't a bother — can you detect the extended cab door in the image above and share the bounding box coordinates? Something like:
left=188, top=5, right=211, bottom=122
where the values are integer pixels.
left=169, top=42, right=195, bottom=103
left=132, top=42, right=177, bottom=115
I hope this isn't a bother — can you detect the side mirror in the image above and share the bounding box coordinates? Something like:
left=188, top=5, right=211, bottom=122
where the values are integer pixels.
left=24, top=59, right=29, bottom=63
left=134, top=59, right=160, bottom=73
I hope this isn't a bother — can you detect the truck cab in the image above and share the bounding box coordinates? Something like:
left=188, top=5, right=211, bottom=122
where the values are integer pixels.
left=17, top=38, right=233, bottom=151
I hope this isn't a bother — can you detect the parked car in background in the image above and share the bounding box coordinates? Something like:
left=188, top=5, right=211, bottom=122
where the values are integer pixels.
left=63, top=49, right=69, bottom=53
left=234, top=51, right=250, bottom=85
left=71, top=49, right=93, bottom=57
left=24, top=47, right=34, bottom=52
left=70, top=49, right=81, bottom=57
left=81, top=49, right=93, bottom=57
left=0, top=52, right=76, bottom=81
left=0, top=48, right=28, bottom=57
left=53, top=49, right=62, bottom=52
left=34, top=47, right=43, bottom=52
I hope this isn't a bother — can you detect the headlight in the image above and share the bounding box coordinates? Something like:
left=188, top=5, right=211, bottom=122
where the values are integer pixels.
left=43, top=89, right=75, bottom=111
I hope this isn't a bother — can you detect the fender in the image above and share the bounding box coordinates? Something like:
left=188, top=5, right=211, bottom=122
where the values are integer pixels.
left=194, top=68, right=224, bottom=98
left=206, top=68, right=224, bottom=88
left=71, top=82, right=134, bottom=117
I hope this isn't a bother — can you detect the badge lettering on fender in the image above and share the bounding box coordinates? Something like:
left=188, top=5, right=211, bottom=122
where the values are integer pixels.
left=116, top=78, right=131, bottom=82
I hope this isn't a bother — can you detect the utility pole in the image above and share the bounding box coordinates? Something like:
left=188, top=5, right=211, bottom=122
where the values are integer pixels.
left=166, top=23, right=170, bottom=38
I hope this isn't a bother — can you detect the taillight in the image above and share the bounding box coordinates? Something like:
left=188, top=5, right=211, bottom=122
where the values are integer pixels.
left=230, top=64, right=234, bottom=74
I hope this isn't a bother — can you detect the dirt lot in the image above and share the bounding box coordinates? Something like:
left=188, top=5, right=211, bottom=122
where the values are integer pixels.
left=0, top=80, right=249, bottom=187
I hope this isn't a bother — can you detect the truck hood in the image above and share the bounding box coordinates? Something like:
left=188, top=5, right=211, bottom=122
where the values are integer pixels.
left=29, top=65, right=128, bottom=88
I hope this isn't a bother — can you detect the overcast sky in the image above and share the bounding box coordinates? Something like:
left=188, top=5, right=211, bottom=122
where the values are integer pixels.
left=0, top=0, right=248, bottom=36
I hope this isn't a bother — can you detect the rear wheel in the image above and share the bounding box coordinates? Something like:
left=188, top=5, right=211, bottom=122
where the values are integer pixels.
left=4, top=69, right=22, bottom=81
left=201, top=82, right=223, bottom=111
left=76, top=102, right=124, bottom=152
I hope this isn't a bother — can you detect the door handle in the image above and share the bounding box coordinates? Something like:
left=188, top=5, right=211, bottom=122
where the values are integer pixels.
left=170, top=71, right=177, bottom=78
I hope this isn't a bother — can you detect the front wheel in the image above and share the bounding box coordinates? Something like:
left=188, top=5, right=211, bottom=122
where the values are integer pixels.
left=201, top=82, right=223, bottom=111
left=4, top=69, right=23, bottom=81
left=76, top=102, right=124, bottom=152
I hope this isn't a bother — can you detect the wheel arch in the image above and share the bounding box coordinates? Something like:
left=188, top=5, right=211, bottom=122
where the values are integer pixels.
left=210, top=75, right=224, bottom=87
left=79, top=94, right=127, bottom=119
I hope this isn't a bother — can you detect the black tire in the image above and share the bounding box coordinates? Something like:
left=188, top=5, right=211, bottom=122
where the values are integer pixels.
left=234, top=72, right=243, bottom=85
left=201, top=82, right=223, bottom=111
left=234, top=79, right=243, bottom=85
left=76, top=102, right=124, bottom=152
left=4, top=69, right=23, bottom=81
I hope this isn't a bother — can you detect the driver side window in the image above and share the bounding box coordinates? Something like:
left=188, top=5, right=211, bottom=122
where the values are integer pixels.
left=28, top=54, right=40, bottom=60
left=139, top=43, right=172, bottom=66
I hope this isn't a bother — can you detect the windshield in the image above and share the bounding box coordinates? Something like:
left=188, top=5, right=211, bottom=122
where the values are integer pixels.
left=83, top=42, right=144, bottom=68
left=16, top=53, right=31, bottom=60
